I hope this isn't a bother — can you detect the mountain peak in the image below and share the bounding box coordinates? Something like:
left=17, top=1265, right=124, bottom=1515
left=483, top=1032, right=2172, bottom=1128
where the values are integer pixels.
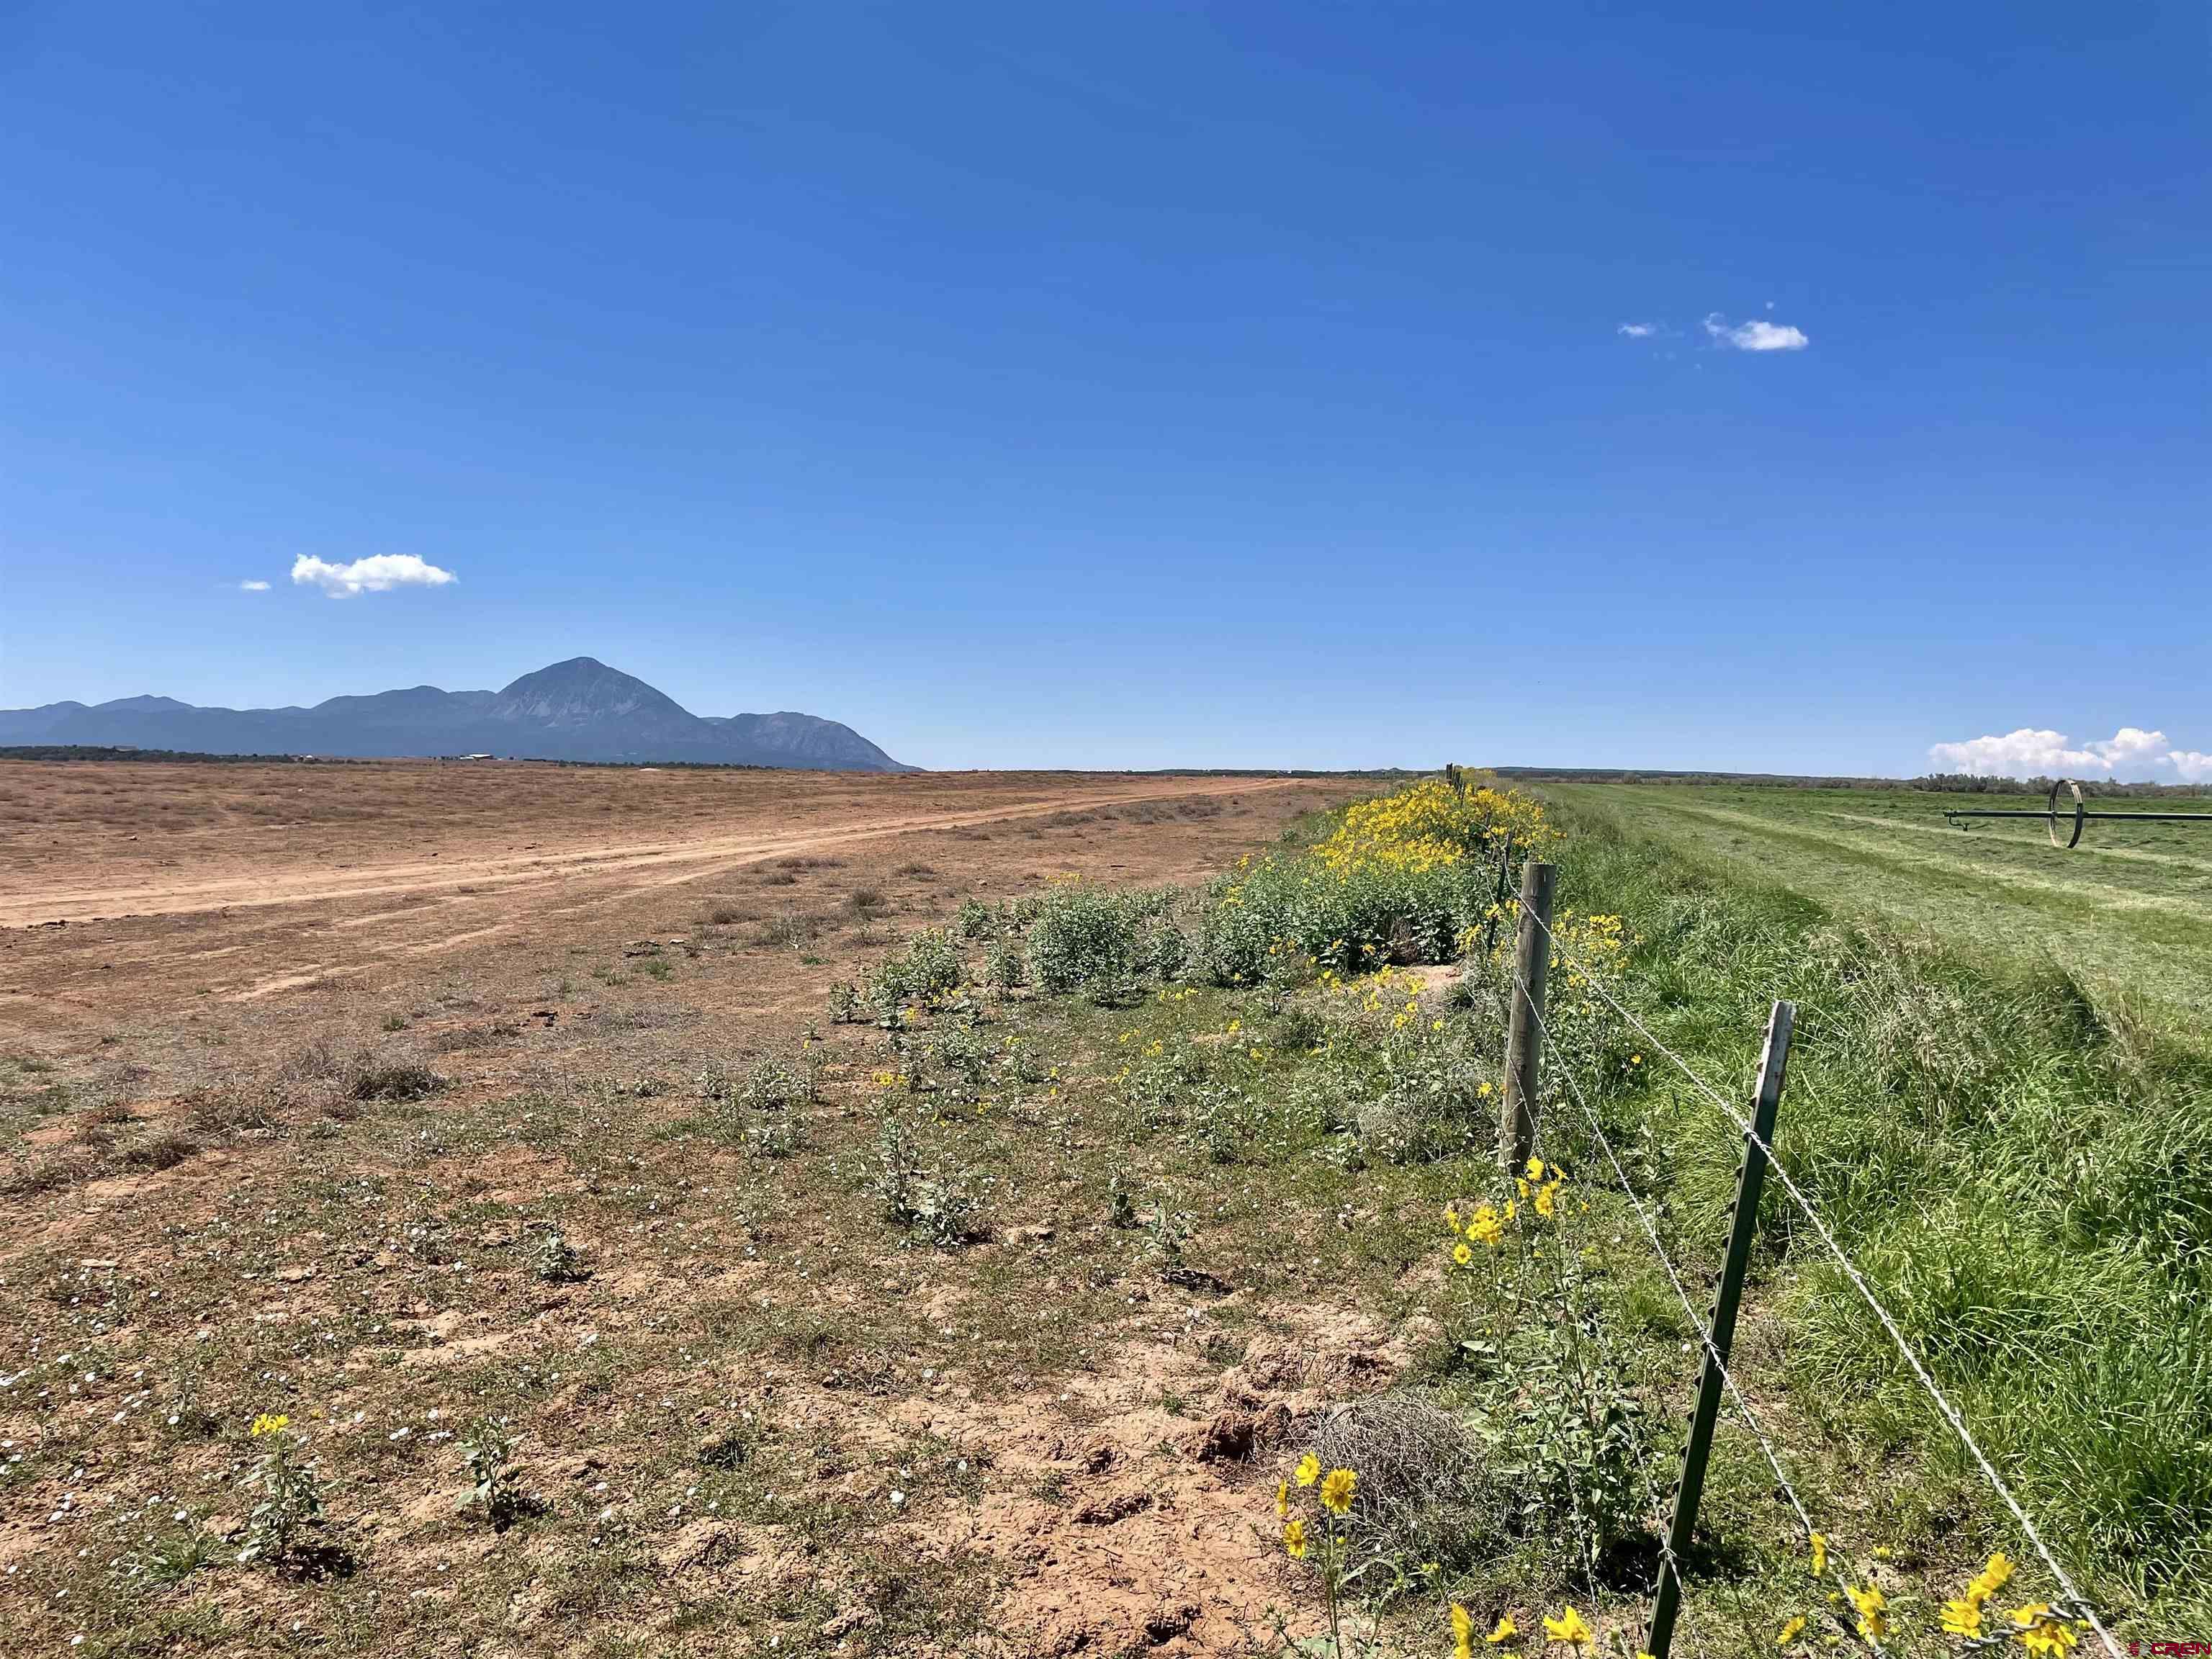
left=493, top=658, right=693, bottom=727
left=96, top=694, right=195, bottom=713
left=1, top=658, right=912, bottom=770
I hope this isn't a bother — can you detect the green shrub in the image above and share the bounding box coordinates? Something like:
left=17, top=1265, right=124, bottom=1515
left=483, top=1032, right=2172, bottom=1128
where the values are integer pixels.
left=459, top=1416, right=522, bottom=1527
left=534, top=1228, right=585, bottom=1283
left=930, top=1022, right=993, bottom=1100
left=872, top=1115, right=985, bottom=1247
left=1135, top=912, right=1190, bottom=981
left=866, top=928, right=965, bottom=1021
left=986, top=941, right=1027, bottom=993
left=737, top=1052, right=818, bottom=1113
left=237, top=1416, right=324, bottom=1565
left=1029, top=884, right=1139, bottom=992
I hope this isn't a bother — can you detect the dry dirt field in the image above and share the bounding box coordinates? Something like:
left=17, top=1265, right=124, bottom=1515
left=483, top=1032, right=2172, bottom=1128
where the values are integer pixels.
left=0, top=760, right=1380, bottom=1658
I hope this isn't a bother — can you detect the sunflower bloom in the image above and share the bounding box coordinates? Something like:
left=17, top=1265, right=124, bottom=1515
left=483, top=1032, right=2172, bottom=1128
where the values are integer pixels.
left=1318, top=1467, right=1355, bottom=1514
left=2010, top=1605, right=2079, bottom=1657
left=1542, top=1606, right=1593, bottom=1646
left=1450, top=1604, right=1475, bottom=1659
left=1282, top=1516, right=1307, bottom=1559
left=1293, top=1453, right=1320, bottom=1487
left=249, top=1413, right=290, bottom=1438
left=1777, top=1614, right=1806, bottom=1645
left=1848, top=1584, right=1887, bottom=1641
left=1274, top=1479, right=1288, bottom=1518
left=1485, top=1612, right=1517, bottom=1644
left=1809, top=1532, right=1827, bottom=1577
left=1969, top=1552, right=2014, bottom=1606
left=1939, top=1598, right=1984, bottom=1638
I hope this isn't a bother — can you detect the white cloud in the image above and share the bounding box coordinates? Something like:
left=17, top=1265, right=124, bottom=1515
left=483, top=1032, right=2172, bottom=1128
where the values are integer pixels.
left=238, top=579, right=271, bottom=591
left=1928, top=725, right=2212, bottom=782
left=1617, top=322, right=1656, bottom=338
left=290, top=554, right=458, bottom=598
left=1704, top=313, right=1809, bottom=351
left=2168, top=751, right=2212, bottom=783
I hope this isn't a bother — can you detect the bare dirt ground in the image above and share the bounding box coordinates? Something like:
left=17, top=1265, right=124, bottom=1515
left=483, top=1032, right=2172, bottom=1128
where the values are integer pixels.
left=0, top=760, right=1330, bottom=1029
left=0, top=760, right=1383, bottom=1659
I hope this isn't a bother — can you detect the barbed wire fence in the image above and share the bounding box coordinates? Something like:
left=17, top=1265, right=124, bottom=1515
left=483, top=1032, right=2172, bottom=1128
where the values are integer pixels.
left=1470, top=849, right=2118, bottom=1659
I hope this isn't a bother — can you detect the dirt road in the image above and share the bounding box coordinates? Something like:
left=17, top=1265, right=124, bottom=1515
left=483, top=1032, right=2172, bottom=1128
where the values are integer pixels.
left=1, top=772, right=1311, bottom=930
left=0, top=760, right=1339, bottom=1035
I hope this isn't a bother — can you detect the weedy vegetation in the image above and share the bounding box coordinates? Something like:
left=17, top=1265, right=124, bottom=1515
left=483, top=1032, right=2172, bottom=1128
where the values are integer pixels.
left=5, top=771, right=2198, bottom=1657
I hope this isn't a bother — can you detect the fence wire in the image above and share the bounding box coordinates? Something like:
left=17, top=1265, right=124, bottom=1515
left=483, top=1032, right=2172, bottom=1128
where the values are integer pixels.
left=1494, top=885, right=2121, bottom=1658
left=1515, top=969, right=1884, bottom=1651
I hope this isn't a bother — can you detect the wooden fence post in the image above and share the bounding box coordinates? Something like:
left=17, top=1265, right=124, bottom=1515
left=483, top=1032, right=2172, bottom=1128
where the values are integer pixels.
left=1499, top=859, right=1555, bottom=1171
left=1646, top=999, right=1796, bottom=1658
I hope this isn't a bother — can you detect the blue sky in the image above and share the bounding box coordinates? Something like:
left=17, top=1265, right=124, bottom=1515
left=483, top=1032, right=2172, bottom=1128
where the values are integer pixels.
left=2, top=1, right=2205, bottom=773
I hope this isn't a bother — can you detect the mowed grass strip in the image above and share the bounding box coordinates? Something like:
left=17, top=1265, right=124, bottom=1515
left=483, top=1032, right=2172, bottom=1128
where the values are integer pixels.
left=1537, top=783, right=2212, bottom=1638
left=1545, top=782, right=2212, bottom=1014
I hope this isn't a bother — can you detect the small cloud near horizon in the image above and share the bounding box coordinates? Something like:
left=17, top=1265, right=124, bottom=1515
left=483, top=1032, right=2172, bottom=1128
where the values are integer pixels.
left=1928, top=725, right=2212, bottom=783
left=1703, top=312, right=1809, bottom=351
left=1617, top=322, right=1656, bottom=338
left=291, top=554, right=459, bottom=598
left=238, top=579, right=271, bottom=591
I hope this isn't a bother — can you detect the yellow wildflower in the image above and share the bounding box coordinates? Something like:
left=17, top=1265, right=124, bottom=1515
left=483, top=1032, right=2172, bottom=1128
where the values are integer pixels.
left=1318, top=1467, right=1355, bottom=1514
left=249, top=1412, right=290, bottom=1437
left=2010, top=1605, right=2078, bottom=1657
left=1274, top=1479, right=1288, bottom=1518
left=1525, top=1156, right=1545, bottom=1180
left=1777, top=1614, right=1806, bottom=1645
left=1541, top=1606, right=1593, bottom=1646
left=1294, top=1453, right=1320, bottom=1487
left=1969, top=1552, right=2014, bottom=1605
left=1450, top=1604, right=1475, bottom=1659
left=1848, top=1584, right=1887, bottom=1641
left=1282, top=1516, right=1307, bottom=1558
left=1940, top=1598, right=1984, bottom=1637
left=1485, top=1612, right=1517, bottom=1645
left=1809, top=1532, right=1827, bottom=1577
left=1453, top=1242, right=1474, bottom=1267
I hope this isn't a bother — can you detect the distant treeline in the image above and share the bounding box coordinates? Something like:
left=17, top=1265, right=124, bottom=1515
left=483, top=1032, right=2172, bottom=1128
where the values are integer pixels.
left=1906, top=773, right=2211, bottom=798
left=1485, top=765, right=2208, bottom=797
left=1489, top=766, right=1903, bottom=788
left=0, top=745, right=355, bottom=765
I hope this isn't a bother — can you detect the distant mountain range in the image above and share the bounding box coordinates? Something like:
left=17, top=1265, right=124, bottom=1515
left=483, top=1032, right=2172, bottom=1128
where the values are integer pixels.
left=0, top=657, right=914, bottom=772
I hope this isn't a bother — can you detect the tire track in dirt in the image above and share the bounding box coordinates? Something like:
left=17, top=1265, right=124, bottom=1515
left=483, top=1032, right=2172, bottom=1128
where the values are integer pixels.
left=4, top=777, right=1302, bottom=932
left=190, top=778, right=1305, bottom=1000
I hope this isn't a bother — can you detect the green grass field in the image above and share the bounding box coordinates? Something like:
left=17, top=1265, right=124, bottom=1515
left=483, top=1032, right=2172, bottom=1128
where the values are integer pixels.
left=1524, top=778, right=2212, bottom=1643
left=1541, top=783, right=2212, bottom=1015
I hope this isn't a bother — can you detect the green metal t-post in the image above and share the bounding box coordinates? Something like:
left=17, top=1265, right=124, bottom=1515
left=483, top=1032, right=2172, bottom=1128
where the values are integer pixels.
left=1478, top=832, right=1514, bottom=964
left=1647, top=999, right=1795, bottom=1658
